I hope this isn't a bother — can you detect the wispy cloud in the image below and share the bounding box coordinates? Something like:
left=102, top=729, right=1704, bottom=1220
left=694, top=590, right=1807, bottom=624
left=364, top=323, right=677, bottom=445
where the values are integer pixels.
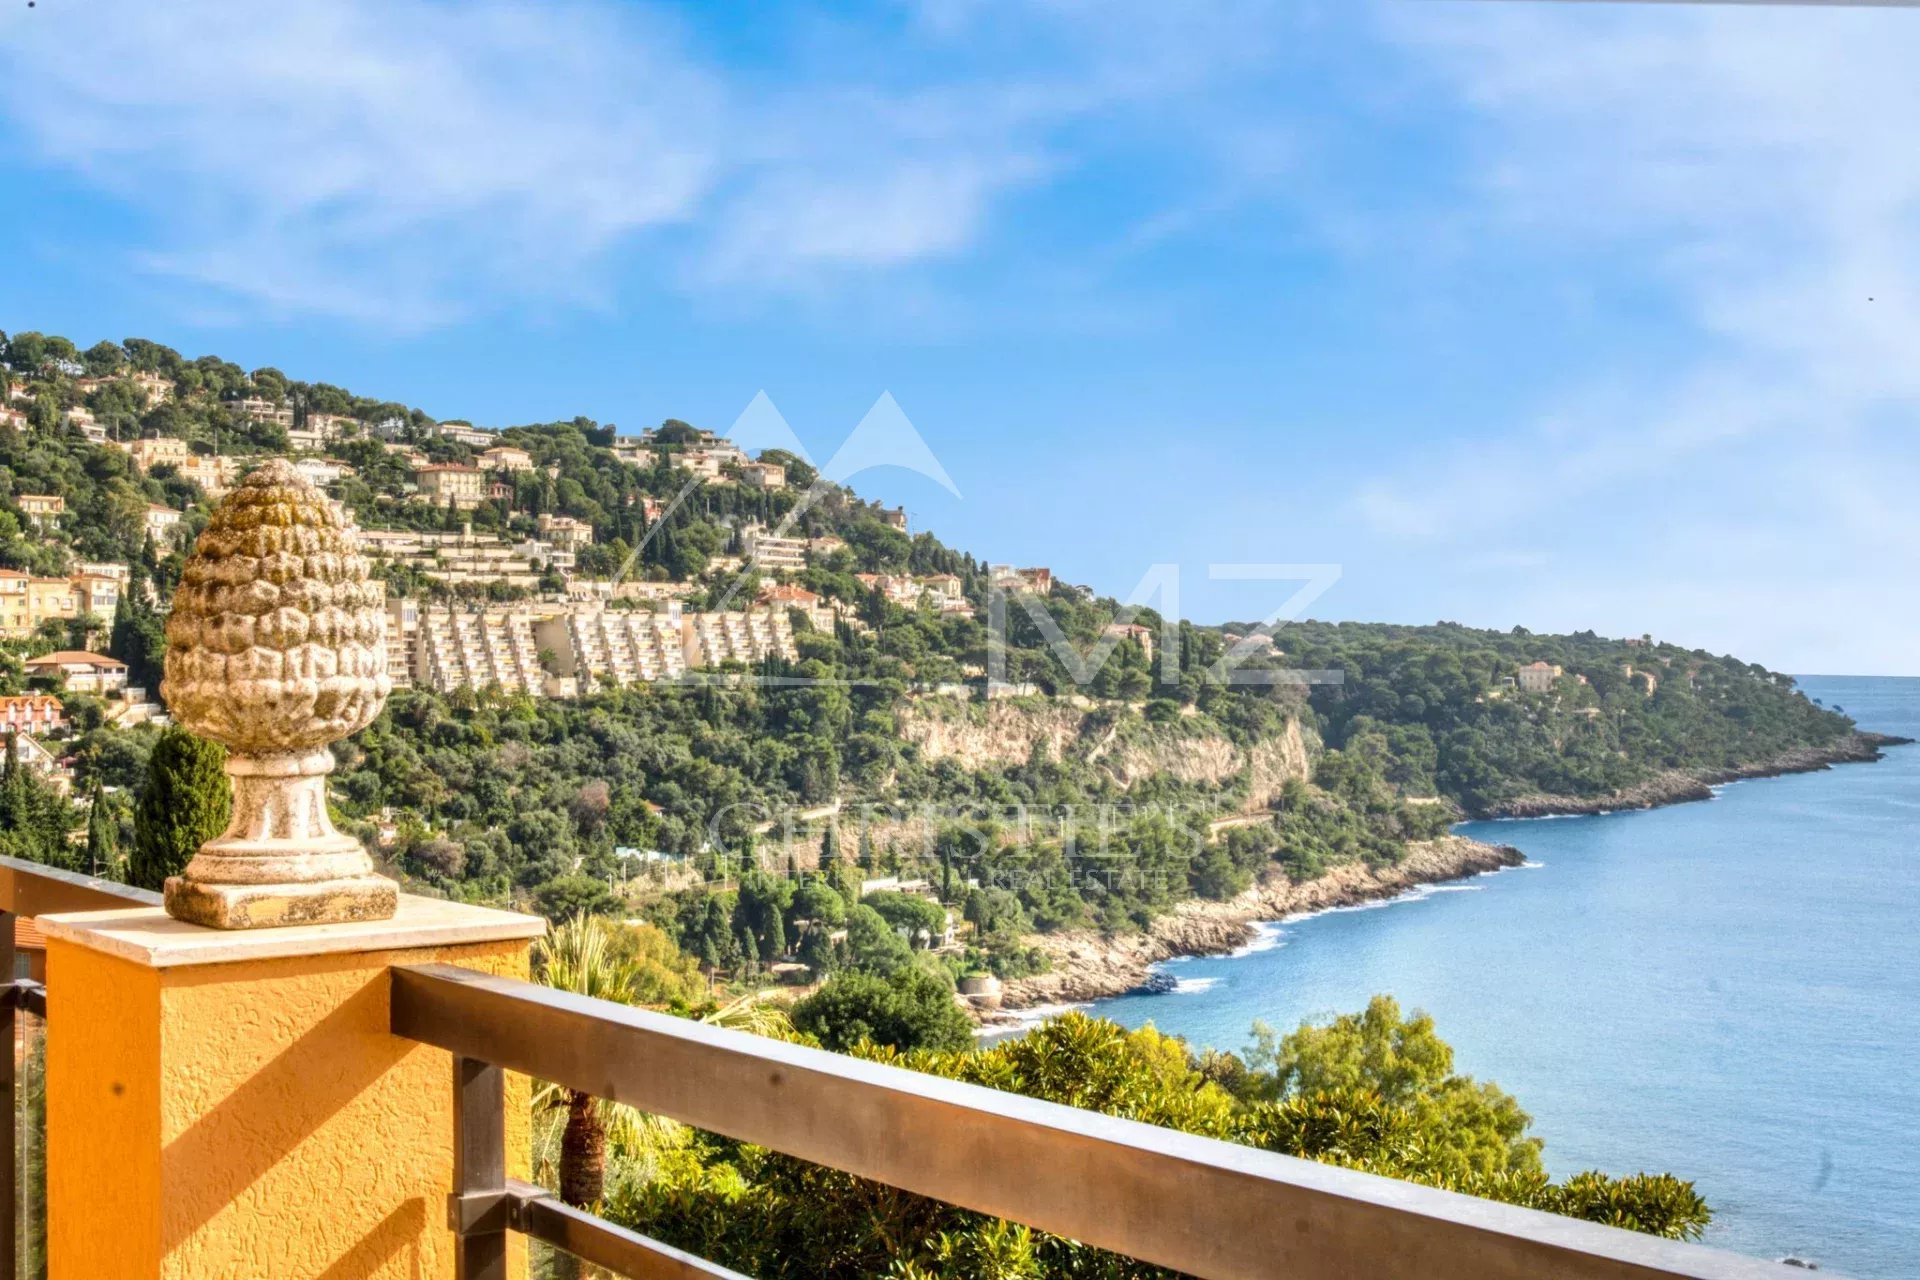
left=0, top=0, right=1295, bottom=326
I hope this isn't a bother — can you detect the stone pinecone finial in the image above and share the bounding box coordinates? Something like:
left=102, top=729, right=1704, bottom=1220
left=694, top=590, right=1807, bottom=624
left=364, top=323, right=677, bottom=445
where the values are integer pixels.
left=161, top=458, right=399, bottom=929
left=163, top=458, right=391, bottom=748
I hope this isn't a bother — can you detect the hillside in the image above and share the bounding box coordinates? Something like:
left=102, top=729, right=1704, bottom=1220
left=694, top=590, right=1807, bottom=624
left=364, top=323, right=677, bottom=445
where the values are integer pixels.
left=0, top=327, right=1888, bottom=989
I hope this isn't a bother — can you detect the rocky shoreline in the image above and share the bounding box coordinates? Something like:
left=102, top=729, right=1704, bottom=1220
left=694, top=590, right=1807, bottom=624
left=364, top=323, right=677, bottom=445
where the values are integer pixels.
left=995, top=836, right=1526, bottom=1013
left=1477, top=732, right=1910, bottom=820
left=990, top=732, right=1909, bottom=1019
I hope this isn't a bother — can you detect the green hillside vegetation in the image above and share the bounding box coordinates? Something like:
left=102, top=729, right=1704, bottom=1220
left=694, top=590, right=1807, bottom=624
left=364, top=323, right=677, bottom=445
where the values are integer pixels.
left=0, top=329, right=1859, bottom=981
left=600, top=998, right=1709, bottom=1278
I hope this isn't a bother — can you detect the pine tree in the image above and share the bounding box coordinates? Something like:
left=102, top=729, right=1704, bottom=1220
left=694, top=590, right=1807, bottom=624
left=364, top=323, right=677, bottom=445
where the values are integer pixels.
left=129, top=728, right=230, bottom=891
left=84, top=780, right=116, bottom=876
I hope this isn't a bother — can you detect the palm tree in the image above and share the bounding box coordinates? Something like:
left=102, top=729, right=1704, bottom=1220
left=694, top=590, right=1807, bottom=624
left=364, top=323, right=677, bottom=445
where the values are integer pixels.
left=533, top=919, right=797, bottom=1220
left=533, top=916, right=638, bottom=1209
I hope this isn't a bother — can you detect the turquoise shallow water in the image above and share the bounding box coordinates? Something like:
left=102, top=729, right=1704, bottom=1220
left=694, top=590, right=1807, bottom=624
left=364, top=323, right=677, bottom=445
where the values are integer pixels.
left=1083, top=676, right=1920, bottom=1276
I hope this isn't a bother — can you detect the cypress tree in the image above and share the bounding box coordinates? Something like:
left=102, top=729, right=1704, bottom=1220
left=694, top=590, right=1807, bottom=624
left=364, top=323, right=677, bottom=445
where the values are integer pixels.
left=129, top=727, right=230, bottom=891
left=84, top=780, right=117, bottom=877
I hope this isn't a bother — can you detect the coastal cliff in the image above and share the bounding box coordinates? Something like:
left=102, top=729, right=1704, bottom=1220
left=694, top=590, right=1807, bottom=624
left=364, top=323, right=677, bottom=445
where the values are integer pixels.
left=1480, top=731, right=1909, bottom=819
left=999, top=835, right=1525, bottom=1010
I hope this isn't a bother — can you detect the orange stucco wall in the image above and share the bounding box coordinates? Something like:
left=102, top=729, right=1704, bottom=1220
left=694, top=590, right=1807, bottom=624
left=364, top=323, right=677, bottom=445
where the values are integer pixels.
left=48, top=937, right=531, bottom=1280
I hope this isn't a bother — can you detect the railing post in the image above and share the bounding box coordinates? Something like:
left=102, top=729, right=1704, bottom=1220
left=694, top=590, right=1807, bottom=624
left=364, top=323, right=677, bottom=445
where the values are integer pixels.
left=38, top=899, right=542, bottom=1279
left=1, top=908, right=14, bottom=1280
left=452, top=1057, right=509, bottom=1280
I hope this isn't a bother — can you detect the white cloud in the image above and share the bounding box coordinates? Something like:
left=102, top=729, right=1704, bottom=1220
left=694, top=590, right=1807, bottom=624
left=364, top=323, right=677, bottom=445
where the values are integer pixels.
left=0, top=0, right=722, bottom=327
left=0, top=0, right=1296, bottom=325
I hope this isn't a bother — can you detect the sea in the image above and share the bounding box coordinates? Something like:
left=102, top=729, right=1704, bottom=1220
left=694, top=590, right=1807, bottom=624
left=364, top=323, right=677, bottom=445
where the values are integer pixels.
left=1076, top=675, right=1919, bottom=1277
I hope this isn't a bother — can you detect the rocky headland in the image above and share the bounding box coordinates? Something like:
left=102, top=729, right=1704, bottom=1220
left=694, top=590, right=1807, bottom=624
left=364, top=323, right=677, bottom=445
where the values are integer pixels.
left=1478, top=732, right=1910, bottom=819
left=997, top=835, right=1525, bottom=1012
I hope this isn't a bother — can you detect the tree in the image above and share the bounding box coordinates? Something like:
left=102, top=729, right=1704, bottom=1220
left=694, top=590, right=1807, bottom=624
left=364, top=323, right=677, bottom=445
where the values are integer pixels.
left=1247, top=995, right=1538, bottom=1179
left=129, top=728, right=229, bottom=891
left=842, top=902, right=912, bottom=976
left=84, top=780, right=116, bottom=876
left=534, top=916, right=639, bottom=1210
left=533, top=873, right=618, bottom=920
left=790, top=966, right=972, bottom=1053
left=864, top=890, right=947, bottom=949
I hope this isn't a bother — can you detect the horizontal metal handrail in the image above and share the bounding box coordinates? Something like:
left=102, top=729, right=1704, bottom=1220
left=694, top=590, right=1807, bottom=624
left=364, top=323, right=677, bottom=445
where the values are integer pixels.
left=393, top=963, right=1799, bottom=1280
left=503, top=1180, right=746, bottom=1280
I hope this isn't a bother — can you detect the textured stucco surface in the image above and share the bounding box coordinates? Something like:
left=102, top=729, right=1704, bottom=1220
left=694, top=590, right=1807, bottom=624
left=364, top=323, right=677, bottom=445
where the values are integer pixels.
left=49, top=935, right=531, bottom=1279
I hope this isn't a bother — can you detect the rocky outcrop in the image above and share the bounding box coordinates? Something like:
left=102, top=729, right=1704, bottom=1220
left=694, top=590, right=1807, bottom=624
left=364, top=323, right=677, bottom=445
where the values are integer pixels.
left=898, top=697, right=1311, bottom=801
left=998, top=836, right=1525, bottom=1010
left=1481, top=733, right=1910, bottom=819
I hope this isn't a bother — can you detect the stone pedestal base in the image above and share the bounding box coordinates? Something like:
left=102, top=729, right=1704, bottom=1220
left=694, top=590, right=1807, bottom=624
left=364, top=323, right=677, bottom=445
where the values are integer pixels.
left=165, top=747, right=400, bottom=930
left=164, top=872, right=399, bottom=930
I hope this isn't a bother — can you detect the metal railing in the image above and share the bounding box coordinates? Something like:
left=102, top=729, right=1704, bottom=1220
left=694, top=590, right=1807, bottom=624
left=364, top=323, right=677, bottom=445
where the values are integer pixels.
left=392, top=962, right=1802, bottom=1280
left=0, top=856, right=161, bottom=1279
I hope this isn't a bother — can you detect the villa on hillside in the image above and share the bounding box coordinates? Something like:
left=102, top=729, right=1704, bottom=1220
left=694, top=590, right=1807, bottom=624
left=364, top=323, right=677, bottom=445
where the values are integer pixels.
left=16, top=494, right=64, bottom=528
left=22, top=649, right=128, bottom=695
left=481, top=444, right=535, bottom=473
left=122, top=435, right=192, bottom=472
left=145, top=503, right=183, bottom=547
left=0, top=694, right=66, bottom=736
left=414, top=462, right=486, bottom=509
left=437, top=421, right=495, bottom=447
left=1517, top=660, right=1564, bottom=694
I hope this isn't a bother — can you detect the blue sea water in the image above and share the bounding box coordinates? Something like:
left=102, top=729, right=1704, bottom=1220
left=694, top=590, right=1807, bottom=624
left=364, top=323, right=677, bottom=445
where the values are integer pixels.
left=1082, top=676, right=1920, bottom=1277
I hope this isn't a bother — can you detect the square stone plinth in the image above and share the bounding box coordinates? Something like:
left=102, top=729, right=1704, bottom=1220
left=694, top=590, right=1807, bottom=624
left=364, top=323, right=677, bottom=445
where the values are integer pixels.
left=164, top=872, right=400, bottom=930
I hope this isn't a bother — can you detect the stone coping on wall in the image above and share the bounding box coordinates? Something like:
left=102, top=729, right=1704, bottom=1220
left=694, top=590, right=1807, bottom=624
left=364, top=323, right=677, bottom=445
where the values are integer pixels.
left=38, top=892, right=545, bottom=969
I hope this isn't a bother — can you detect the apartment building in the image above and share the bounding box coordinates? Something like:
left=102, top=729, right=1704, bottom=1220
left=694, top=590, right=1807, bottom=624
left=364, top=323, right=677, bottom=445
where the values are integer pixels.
left=414, top=463, right=486, bottom=510
left=739, top=461, right=786, bottom=490
left=400, top=599, right=795, bottom=696
left=534, top=607, right=688, bottom=688
left=480, top=445, right=534, bottom=473
left=0, top=571, right=77, bottom=639
left=760, top=583, right=834, bottom=632
left=178, top=454, right=242, bottom=497
left=70, top=572, right=120, bottom=619
left=66, top=407, right=105, bottom=442
left=145, top=504, right=184, bottom=547
left=234, top=397, right=296, bottom=427
left=308, top=412, right=357, bottom=440
left=1517, top=661, right=1564, bottom=694
left=360, top=527, right=543, bottom=589
left=16, top=494, right=64, bottom=528
left=126, top=371, right=172, bottom=404
left=741, top=523, right=807, bottom=574
left=412, top=606, right=551, bottom=698
left=292, top=457, right=355, bottom=487
left=437, top=421, right=494, bottom=448
left=670, top=450, right=724, bottom=480
left=383, top=598, right=418, bottom=690
left=123, top=436, right=192, bottom=473
left=989, top=565, right=1053, bottom=596
left=684, top=607, right=797, bottom=669
left=534, top=514, right=595, bottom=554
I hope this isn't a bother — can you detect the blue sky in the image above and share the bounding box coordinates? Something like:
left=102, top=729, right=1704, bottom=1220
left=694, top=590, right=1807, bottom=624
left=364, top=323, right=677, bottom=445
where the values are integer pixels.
left=3, top=0, right=1917, bottom=674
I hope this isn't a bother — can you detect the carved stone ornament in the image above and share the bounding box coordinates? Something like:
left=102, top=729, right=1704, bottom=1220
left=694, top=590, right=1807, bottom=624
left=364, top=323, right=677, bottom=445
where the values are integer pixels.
left=160, top=459, right=397, bottom=928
